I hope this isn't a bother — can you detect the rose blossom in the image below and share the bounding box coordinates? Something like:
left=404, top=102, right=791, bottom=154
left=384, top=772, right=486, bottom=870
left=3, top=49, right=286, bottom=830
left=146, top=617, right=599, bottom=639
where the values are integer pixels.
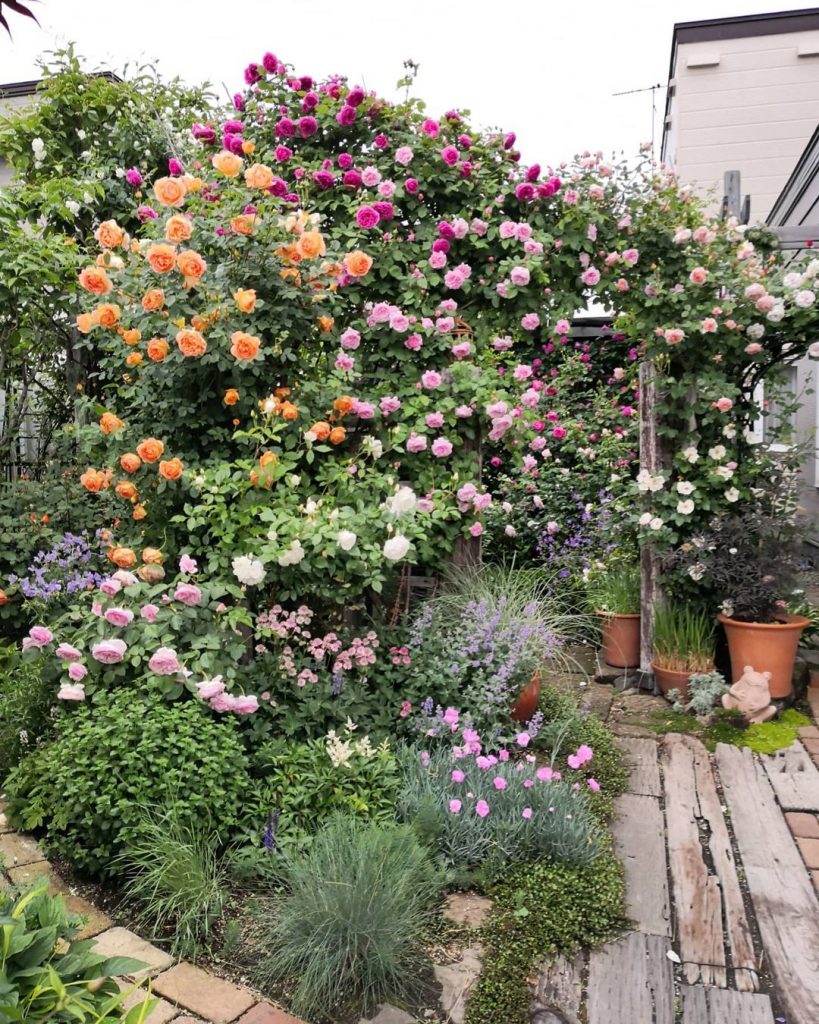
left=68, top=661, right=88, bottom=681
left=104, top=607, right=134, bottom=627
left=174, top=583, right=202, bottom=606
left=56, top=642, right=82, bottom=661
left=141, top=603, right=159, bottom=622
left=148, top=646, right=181, bottom=675
left=421, top=370, right=442, bottom=388
left=431, top=437, right=453, bottom=457
left=92, top=638, right=127, bottom=664
left=406, top=432, right=428, bottom=453
left=197, top=677, right=226, bottom=700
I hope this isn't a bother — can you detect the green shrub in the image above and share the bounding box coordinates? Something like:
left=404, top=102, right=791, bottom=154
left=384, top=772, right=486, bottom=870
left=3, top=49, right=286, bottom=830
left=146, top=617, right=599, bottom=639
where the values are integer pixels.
left=465, top=848, right=626, bottom=1024
left=248, top=815, right=443, bottom=1020
left=0, top=646, right=55, bottom=779
left=5, top=692, right=251, bottom=877
left=397, top=746, right=604, bottom=885
left=0, top=881, right=157, bottom=1021
left=119, top=811, right=230, bottom=957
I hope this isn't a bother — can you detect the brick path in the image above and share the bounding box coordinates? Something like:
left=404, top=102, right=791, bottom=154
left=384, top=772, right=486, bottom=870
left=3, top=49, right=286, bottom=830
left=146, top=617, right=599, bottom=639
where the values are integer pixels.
left=0, top=801, right=306, bottom=1024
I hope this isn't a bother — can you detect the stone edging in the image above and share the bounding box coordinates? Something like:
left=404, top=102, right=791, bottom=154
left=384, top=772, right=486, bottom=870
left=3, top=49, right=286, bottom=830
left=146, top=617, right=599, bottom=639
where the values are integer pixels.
left=0, top=799, right=306, bottom=1024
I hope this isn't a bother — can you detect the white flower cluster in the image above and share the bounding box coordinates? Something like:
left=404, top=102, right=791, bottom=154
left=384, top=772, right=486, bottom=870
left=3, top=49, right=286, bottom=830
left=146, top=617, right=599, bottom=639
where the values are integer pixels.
left=277, top=540, right=306, bottom=567
left=325, top=719, right=389, bottom=768
left=232, top=555, right=266, bottom=586
left=636, top=469, right=665, bottom=493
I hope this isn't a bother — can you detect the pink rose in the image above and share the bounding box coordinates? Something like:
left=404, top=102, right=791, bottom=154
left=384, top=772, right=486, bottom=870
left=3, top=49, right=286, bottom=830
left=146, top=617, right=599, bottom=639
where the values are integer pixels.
left=68, top=661, right=88, bottom=681
left=27, top=626, right=53, bottom=647
left=700, top=317, right=718, bottom=334
left=431, top=438, right=453, bottom=458
left=426, top=412, right=445, bottom=429
left=174, top=583, right=202, bottom=606
left=140, top=603, right=159, bottom=623
left=340, top=328, right=361, bottom=350
left=104, top=607, right=134, bottom=628
left=745, top=342, right=762, bottom=355
left=112, top=570, right=138, bottom=587
left=148, top=646, right=181, bottom=675
left=406, top=433, right=428, bottom=453
left=521, top=313, right=540, bottom=330
left=231, top=694, right=260, bottom=714
left=380, top=396, right=401, bottom=415
left=664, top=328, right=685, bottom=345
left=451, top=341, right=471, bottom=359
left=421, top=370, right=442, bottom=388
left=179, top=554, right=198, bottom=573
left=714, top=397, right=734, bottom=412
left=510, top=266, right=530, bottom=286
left=405, top=333, right=422, bottom=351
left=58, top=682, right=86, bottom=701
left=469, top=522, right=484, bottom=538
left=395, top=146, right=413, bottom=166
left=581, top=267, right=601, bottom=286
left=92, top=638, right=127, bottom=664
left=100, top=578, right=122, bottom=596
left=56, top=643, right=82, bottom=661
left=689, top=266, right=707, bottom=285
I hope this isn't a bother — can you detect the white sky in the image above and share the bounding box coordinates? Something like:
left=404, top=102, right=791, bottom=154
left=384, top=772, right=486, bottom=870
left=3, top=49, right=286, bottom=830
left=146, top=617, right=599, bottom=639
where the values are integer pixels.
left=0, top=0, right=811, bottom=164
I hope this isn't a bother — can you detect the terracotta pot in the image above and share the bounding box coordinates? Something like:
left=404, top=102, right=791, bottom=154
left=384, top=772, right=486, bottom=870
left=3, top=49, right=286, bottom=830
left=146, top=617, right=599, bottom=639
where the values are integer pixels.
left=598, top=612, right=641, bottom=669
left=718, top=612, right=811, bottom=699
left=651, top=663, right=714, bottom=702
left=512, top=670, right=542, bottom=723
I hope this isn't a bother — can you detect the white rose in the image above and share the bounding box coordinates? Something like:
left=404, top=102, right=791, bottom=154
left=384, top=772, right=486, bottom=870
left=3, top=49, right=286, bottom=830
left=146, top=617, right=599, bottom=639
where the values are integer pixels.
left=677, top=499, right=695, bottom=515
left=232, top=555, right=266, bottom=586
left=681, top=446, right=700, bottom=464
left=649, top=517, right=664, bottom=530
left=723, top=424, right=737, bottom=439
left=639, top=512, right=653, bottom=526
left=725, top=487, right=740, bottom=502
left=714, top=466, right=734, bottom=481
left=676, top=481, right=695, bottom=495
left=804, top=259, right=819, bottom=279
left=383, top=534, right=411, bottom=561
left=504, top=524, right=517, bottom=537
left=277, top=540, right=306, bottom=567
left=337, top=530, right=357, bottom=551
left=304, top=499, right=318, bottom=516
left=708, top=445, right=726, bottom=460
left=688, top=564, right=706, bottom=581
left=783, top=272, right=804, bottom=289
left=388, top=486, right=417, bottom=516
left=795, top=289, right=815, bottom=309
left=746, top=323, right=765, bottom=340
left=767, top=302, right=785, bottom=322
left=65, top=200, right=81, bottom=216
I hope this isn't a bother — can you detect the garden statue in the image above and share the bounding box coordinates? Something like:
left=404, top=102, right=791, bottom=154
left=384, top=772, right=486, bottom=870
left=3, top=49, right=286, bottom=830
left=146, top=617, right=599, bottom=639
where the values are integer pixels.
left=721, top=665, right=777, bottom=723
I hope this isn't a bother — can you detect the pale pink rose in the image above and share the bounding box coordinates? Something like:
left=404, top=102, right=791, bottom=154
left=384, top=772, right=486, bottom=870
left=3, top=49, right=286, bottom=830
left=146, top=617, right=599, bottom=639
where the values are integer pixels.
left=68, top=662, right=88, bottom=681
left=100, top=578, right=122, bottom=596
left=340, top=328, right=361, bottom=350
left=588, top=185, right=604, bottom=199
left=58, top=682, right=86, bottom=701
left=406, top=433, right=428, bottom=453
left=615, top=278, right=630, bottom=291
left=431, top=437, right=453, bottom=458
left=140, top=603, right=159, bottom=623
left=425, top=412, right=445, bottom=429
left=28, top=626, right=53, bottom=647
left=689, top=267, right=707, bottom=285
left=112, top=570, right=138, bottom=587
left=622, top=248, right=639, bottom=265
left=581, top=267, right=601, bottom=286
left=335, top=352, right=354, bottom=371
left=521, top=313, right=540, bottom=330
left=104, top=607, right=134, bottom=628
left=92, top=638, right=127, bottom=664
left=56, top=643, right=82, bottom=661
left=179, top=554, right=198, bottom=574
left=455, top=404, right=473, bottom=417
left=469, top=521, right=484, bottom=537
left=92, top=602, right=103, bottom=617
left=555, top=318, right=571, bottom=335
left=510, top=266, right=530, bottom=286
left=148, top=646, right=181, bottom=675
left=231, top=694, right=259, bottom=714
left=745, top=342, right=762, bottom=355
left=664, top=328, right=685, bottom=345
left=499, top=220, right=517, bottom=238
left=405, top=333, right=422, bottom=351
left=421, top=370, right=442, bottom=388
left=209, top=692, right=236, bottom=713
left=745, top=283, right=765, bottom=300
left=451, top=341, right=471, bottom=359
left=429, top=251, right=447, bottom=269
left=197, top=677, right=226, bottom=700
left=174, top=583, right=202, bottom=606
left=714, top=397, right=734, bottom=412
left=380, top=396, right=402, bottom=414
left=755, top=294, right=774, bottom=312
left=395, top=146, right=413, bottom=166
left=700, top=317, right=718, bottom=334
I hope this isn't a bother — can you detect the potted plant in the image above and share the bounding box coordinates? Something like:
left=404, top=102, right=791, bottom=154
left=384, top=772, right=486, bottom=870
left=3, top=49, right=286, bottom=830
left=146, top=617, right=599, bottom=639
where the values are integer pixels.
left=651, top=605, right=715, bottom=701
left=587, top=563, right=641, bottom=669
left=669, top=510, right=810, bottom=699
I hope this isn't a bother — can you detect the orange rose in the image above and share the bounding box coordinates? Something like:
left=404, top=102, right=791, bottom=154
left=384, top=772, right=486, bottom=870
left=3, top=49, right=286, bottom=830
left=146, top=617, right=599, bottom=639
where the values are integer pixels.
left=136, top=438, right=164, bottom=463
left=141, top=288, right=165, bottom=312
left=333, top=395, right=353, bottom=415
left=138, top=563, right=165, bottom=582
left=234, top=288, right=257, bottom=313
left=181, top=174, right=202, bottom=193
left=146, top=243, right=177, bottom=274
left=296, top=230, right=326, bottom=260
left=0, top=589, right=10, bottom=606
left=224, top=388, right=240, bottom=406
left=176, top=329, right=207, bottom=358
left=259, top=450, right=278, bottom=469
left=310, top=421, right=331, bottom=442
left=95, top=303, right=121, bottom=328
left=142, top=547, right=164, bottom=564
left=115, top=480, right=138, bottom=501
left=133, top=503, right=147, bottom=521
left=76, top=312, right=95, bottom=334
left=230, top=214, right=257, bottom=236
left=281, top=401, right=298, bottom=421
left=212, top=150, right=243, bottom=177
left=158, top=457, right=183, bottom=481
left=279, top=267, right=302, bottom=286
left=164, top=214, right=193, bottom=244
left=125, top=352, right=143, bottom=367
left=111, top=546, right=137, bottom=569
left=275, top=387, right=291, bottom=398
left=230, top=331, right=261, bottom=361
left=122, top=329, right=142, bottom=346
left=317, top=316, right=334, bottom=333
left=80, top=467, right=109, bottom=492
left=147, top=338, right=170, bottom=362
left=153, top=176, right=187, bottom=207
left=94, top=219, right=126, bottom=249
left=244, top=163, right=274, bottom=189
left=99, top=412, right=124, bottom=434
left=78, top=265, right=112, bottom=295
left=344, top=250, right=373, bottom=278
left=241, top=140, right=255, bottom=155
left=120, top=452, right=142, bottom=473
left=329, top=426, right=346, bottom=444
left=176, top=249, right=207, bottom=287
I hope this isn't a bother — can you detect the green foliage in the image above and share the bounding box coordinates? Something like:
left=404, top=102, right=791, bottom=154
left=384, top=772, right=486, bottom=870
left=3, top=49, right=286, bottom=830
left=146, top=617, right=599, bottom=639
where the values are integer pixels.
left=245, top=730, right=401, bottom=847
left=587, top=562, right=641, bottom=615
left=668, top=671, right=727, bottom=716
left=652, top=605, right=715, bottom=673
left=397, top=746, right=604, bottom=884
left=4, top=692, right=251, bottom=877
left=118, top=812, right=229, bottom=958
left=247, top=815, right=443, bottom=1019
left=464, top=848, right=626, bottom=1024
left=0, top=646, right=55, bottom=779
left=637, top=706, right=812, bottom=754
left=0, top=881, right=156, bottom=1022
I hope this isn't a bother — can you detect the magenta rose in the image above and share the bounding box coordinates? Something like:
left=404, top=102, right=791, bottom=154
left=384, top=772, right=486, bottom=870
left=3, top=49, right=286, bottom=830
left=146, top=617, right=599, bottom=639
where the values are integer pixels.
left=355, top=205, right=380, bottom=229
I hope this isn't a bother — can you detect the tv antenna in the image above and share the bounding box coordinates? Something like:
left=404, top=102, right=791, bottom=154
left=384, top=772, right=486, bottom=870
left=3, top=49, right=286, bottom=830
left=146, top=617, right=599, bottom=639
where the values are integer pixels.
left=612, top=82, right=664, bottom=160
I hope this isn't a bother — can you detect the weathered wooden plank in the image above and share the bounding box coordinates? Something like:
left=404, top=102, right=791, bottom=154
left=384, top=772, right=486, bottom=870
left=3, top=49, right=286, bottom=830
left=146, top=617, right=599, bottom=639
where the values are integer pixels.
left=761, top=741, right=819, bottom=812
left=716, top=743, right=819, bottom=1024
left=587, top=932, right=674, bottom=1024
left=662, top=735, right=758, bottom=991
left=619, top=737, right=661, bottom=797
left=681, top=985, right=775, bottom=1024
left=532, top=953, right=584, bottom=1024
left=612, top=793, right=671, bottom=937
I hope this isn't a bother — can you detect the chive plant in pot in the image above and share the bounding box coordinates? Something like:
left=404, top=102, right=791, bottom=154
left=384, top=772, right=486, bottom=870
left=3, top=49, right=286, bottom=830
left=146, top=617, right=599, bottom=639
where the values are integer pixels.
left=669, top=510, right=809, bottom=699
left=587, top=562, right=641, bottom=669
left=651, top=605, right=715, bottom=702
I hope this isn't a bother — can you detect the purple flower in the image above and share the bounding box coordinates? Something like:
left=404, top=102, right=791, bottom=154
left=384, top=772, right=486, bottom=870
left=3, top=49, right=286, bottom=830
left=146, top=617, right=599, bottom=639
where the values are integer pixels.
left=338, top=152, right=353, bottom=169
left=168, top=157, right=183, bottom=176
left=372, top=200, right=394, bottom=220
left=405, top=177, right=419, bottom=194
left=515, top=182, right=535, bottom=201
left=125, top=167, right=143, bottom=187
left=233, top=93, right=245, bottom=112
left=302, top=92, right=319, bottom=111
left=275, top=117, right=296, bottom=137
left=244, top=64, right=261, bottom=85
left=191, top=123, right=216, bottom=143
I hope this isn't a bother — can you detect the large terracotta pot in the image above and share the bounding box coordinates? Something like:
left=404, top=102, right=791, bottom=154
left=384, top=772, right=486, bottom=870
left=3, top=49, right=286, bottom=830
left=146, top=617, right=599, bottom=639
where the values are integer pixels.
left=512, top=670, right=542, bottom=723
left=651, top=663, right=714, bottom=702
left=598, top=612, right=641, bottom=669
left=718, top=613, right=811, bottom=699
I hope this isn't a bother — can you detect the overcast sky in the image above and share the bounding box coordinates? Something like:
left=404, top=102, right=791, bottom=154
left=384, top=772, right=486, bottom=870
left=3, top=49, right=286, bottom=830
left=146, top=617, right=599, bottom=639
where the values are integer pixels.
left=0, top=0, right=810, bottom=164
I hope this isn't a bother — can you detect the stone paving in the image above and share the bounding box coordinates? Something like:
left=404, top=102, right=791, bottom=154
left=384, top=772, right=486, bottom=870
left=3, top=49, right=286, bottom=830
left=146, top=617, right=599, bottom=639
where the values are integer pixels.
left=0, top=802, right=307, bottom=1024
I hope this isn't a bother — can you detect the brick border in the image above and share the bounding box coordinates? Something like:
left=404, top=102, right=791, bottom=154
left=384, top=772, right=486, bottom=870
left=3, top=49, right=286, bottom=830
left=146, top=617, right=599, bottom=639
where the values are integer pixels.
left=0, top=800, right=306, bottom=1024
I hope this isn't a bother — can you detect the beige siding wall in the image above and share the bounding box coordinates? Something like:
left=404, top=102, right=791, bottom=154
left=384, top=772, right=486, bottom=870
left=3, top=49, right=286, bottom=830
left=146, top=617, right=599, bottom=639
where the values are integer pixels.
left=665, top=31, right=819, bottom=221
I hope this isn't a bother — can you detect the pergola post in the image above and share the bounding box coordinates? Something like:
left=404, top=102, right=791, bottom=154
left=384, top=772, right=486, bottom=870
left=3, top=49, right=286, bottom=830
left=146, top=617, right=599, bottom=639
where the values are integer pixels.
left=638, top=360, right=663, bottom=682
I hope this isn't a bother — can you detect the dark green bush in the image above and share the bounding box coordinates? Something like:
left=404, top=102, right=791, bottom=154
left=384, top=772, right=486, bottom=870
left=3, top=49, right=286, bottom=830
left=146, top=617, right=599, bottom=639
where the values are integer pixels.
left=248, top=815, right=443, bottom=1020
left=5, top=691, right=251, bottom=877
left=0, top=646, right=55, bottom=779
left=465, top=847, right=626, bottom=1024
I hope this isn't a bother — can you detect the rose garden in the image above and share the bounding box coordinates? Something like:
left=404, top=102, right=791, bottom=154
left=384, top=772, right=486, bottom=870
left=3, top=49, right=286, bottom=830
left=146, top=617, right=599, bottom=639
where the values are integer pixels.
left=1, top=47, right=819, bottom=1024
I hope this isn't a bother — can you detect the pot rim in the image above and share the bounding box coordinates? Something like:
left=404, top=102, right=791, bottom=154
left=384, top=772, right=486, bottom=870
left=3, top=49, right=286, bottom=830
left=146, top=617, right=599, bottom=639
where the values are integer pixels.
left=595, top=609, right=641, bottom=620
left=651, top=660, right=714, bottom=676
left=717, top=612, right=811, bottom=630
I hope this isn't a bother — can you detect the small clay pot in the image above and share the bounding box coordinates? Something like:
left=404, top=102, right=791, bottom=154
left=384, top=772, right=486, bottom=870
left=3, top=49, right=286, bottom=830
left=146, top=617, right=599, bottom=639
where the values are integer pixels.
left=652, top=663, right=708, bottom=703
left=598, top=611, right=641, bottom=669
left=512, top=670, right=542, bottom=723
